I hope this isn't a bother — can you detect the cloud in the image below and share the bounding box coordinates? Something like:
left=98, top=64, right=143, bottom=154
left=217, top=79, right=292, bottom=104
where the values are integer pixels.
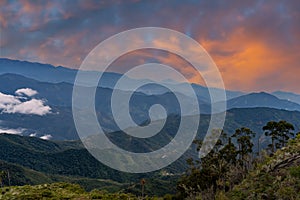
left=9, top=99, right=51, bottom=116
left=40, top=134, right=52, bottom=140
left=0, top=127, right=24, bottom=135
left=1, top=0, right=300, bottom=92
left=0, top=89, right=51, bottom=116
left=15, top=88, right=38, bottom=97
left=29, top=133, right=37, bottom=137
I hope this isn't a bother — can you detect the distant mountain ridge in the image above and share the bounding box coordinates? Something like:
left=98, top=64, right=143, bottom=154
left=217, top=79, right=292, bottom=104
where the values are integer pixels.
left=2, top=58, right=300, bottom=141
left=226, top=92, right=300, bottom=111
left=0, top=58, right=124, bottom=89
left=0, top=58, right=77, bottom=83
left=2, top=58, right=300, bottom=105
left=272, top=90, right=300, bottom=105
left=0, top=58, right=244, bottom=100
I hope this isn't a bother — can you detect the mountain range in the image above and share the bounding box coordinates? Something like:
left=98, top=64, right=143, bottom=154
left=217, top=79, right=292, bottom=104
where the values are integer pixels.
left=1, top=58, right=300, bottom=196
left=0, top=106, right=300, bottom=194
left=0, top=58, right=243, bottom=101
left=1, top=58, right=300, bottom=140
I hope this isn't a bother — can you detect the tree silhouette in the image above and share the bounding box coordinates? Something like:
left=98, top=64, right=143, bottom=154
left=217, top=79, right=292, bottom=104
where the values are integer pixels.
left=263, top=121, right=294, bottom=153
left=178, top=130, right=238, bottom=197
left=277, top=120, right=294, bottom=147
left=263, top=121, right=280, bottom=153
left=0, top=171, right=5, bottom=188
left=232, top=127, right=255, bottom=170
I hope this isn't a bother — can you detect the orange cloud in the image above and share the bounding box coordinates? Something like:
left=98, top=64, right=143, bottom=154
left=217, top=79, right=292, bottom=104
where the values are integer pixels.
left=198, top=26, right=300, bottom=92
left=100, top=25, right=299, bottom=93
left=2, top=0, right=299, bottom=93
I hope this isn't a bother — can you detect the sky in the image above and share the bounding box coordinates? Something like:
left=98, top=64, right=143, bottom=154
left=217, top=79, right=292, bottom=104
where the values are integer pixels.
left=0, top=0, right=299, bottom=93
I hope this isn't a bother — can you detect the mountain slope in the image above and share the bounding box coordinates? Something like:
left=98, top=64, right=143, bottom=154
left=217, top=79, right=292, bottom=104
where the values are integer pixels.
left=0, top=73, right=73, bottom=106
left=1, top=104, right=300, bottom=141
left=0, top=160, right=127, bottom=192
left=1, top=107, right=300, bottom=170
left=0, top=134, right=180, bottom=195
left=0, top=134, right=129, bottom=181
left=226, top=92, right=300, bottom=111
left=272, top=90, right=300, bottom=105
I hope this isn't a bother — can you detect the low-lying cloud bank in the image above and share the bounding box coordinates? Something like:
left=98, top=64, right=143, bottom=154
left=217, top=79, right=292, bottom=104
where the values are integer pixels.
left=0, top=127, right=24, bottom=135
left=15, top=88, right=38, bottom=97
left=0, top=88, right=51, bottom=116
left=40, top=134, right=52, bottom=140
left=0, top=127, right=53, bottom=140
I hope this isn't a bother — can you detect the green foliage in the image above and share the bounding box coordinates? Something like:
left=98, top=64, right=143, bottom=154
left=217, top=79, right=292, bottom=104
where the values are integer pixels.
left=228, top=134, right=300, bottom=200
left=0, top=160, right=179, bottom=197
left=0, top=119, right=299, bottom=199
left=177, top=130, right=243, bottom=199
left=177, top=121, right=299, bottom=200
left=263, top=120, right=294, bottom=153
left=290, top=166, right=300, bottom=178
left=0, top=183, right=140, bottom=200
left=0, top=134, right=182, bottom=197
left=232, top=128, right=255, bottom=170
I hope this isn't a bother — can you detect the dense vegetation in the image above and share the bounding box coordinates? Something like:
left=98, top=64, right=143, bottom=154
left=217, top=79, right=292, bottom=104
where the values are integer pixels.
left=228, top=134, right=300, bottom=199
left=176, top=120, right=300, bottom=199
left=0, top=134, right=179, bottom=196
left=0, top=182, right=141, bottom=200
left=0, top=120, right=299, bottom=199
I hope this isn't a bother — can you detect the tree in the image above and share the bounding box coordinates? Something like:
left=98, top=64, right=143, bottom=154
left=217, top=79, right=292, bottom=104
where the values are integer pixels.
left=263, top=121, right=294, bottom=153
left=277, top=120, right=294, bottom=147
left=0, top=171, right=6, bottom=188
left=219, top=137, right=237, bottom=166
left=177, top=130, right=238, bottom=198
left=232, top=127, right=255, bottom=170
left=177, top=122, right=296, bottom=199
left=263, top=121, right=280, bottom=153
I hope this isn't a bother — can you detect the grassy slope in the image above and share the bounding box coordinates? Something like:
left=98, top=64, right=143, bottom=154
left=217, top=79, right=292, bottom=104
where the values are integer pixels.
left=0, top=182, right=142, bottom=200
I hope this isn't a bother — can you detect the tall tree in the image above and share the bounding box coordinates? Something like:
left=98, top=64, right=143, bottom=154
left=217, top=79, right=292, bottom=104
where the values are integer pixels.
left=232, top=127, right=255, bottom=170
left=277, top=120, right=294, bottom=147
left=0, top=171, right=5, bottom=188
left=263, top=121, right=294, bottom=153
left=177, top=130, right=237, bottom=198
left=263, top=121, right=280, bottom=153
